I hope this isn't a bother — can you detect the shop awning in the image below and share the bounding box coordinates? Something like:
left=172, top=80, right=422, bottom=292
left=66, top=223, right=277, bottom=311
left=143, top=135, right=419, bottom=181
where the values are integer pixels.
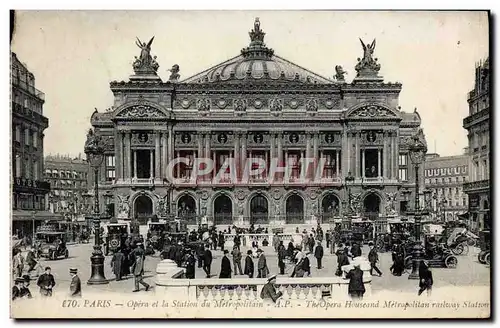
left=12, top=210, right=64, bottom=221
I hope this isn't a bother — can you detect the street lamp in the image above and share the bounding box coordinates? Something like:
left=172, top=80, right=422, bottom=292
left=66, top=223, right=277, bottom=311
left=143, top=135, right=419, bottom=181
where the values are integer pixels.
left=407, top=134, right=427, bottom=280
left=343, top=171, right=355, bottom=230
left=84, top=128, right=108, bottom=285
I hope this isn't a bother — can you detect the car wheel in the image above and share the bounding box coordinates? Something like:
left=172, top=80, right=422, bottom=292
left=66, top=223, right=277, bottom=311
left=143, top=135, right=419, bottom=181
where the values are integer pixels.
left=462, top=244, right=469, bottom=255
left=478, top=251, right=487, bottom=264
left=65, top=249, right=69, bottom=258
left=445, top=256, right=458, bottom=268
left=51, top=252, right=56, bottom=261
left=485, top=252, right=490, bottom=266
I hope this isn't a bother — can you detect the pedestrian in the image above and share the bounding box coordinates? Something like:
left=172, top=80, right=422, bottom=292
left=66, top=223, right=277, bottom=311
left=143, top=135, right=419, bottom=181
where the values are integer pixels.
left=111, top=248, right=125, bottom=281
left=231, top=245, right=243, bottom=275
left=346, top=263, right=365, bottom=300
left=131, top=243, right=150, bottom=292
left=37, top=266, right=56, bottom=297
left=12, top=249, right=24, bottom=278
left=211, top=231, right=218, bottom=251
left=368, top=242, right=382, bottom=277
left=314, top=241, right=324, bottom=269
left=185, top=249, right=196, bottom=279
left=20, top=275, right=33, bottom=299
left=308, top=234, right=315, bottom=253
left=335, top=247, right=349, bottom=276
left=418, top=260, right=433, bottom=296
left=351, top=242, right=362, bottom=258
left=260, top=274, right=283, bottom=303
left=25, top=247, right=37, bottom=274
left=272, top=233, right=280, bottom=253
left=277, top=241, right=286, bottom=275
left=317, top=226, right=324, bottom=244
left=291, top=251, right=305, bottom=277
left=325, top=230, right=331, bottom=249
left=218, top=231, right=225, bottom=252
left=203, top=244, right=213, bottom=278
left=286, top=241, right=295, bottom=260
left=196, top=244, right=205, bottom=268
left=219, top=250, right=232, bottom=278
left=257, top=249, right=269, bottom=278
left=303, top=251, right=312, bottom=277
left=68, top=268, right=82, bottom=297
left=12, top=277, right=24, bottom=301
left=244, top=250, right=254, bottom=278
left=233, top=233, right=241, bottom=249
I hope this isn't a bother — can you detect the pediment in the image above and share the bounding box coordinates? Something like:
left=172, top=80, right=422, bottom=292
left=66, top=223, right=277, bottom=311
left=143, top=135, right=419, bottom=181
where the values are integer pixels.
left=345, top=103, right=400, bottom=120
left=114, top=101, right=170, bottom=120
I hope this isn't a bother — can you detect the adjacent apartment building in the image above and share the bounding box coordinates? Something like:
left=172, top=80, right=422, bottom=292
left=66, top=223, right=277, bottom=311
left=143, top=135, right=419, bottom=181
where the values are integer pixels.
left=11, top=52, right=55, bottom=236
left=424, top=152, right=469, bottom=223
left=463, top=57, right=490, bottom=232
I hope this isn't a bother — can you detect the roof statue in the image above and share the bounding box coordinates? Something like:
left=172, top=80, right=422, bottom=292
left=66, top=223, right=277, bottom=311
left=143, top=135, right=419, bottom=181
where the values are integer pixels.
left=241, top=18, right=274, bottom=60
left=249, top=17, right=265, bottom=43
left=334, top=65, right=347, bottom=82
left=354, top=38, right=382, bottom=80
left=132, top=36, right=159, bottom=75
left=168, top=64, right=181, bottom=82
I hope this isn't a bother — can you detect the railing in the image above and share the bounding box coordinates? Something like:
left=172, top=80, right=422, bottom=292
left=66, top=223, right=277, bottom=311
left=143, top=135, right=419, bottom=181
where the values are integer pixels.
left=12, top=102, right=48, bottom=125
left=12, top=80, right=46, bottom=101
left=463, top=108, right=489, bottom=127
left=13, top=177, right=50, bottom=191
left=155, top=259, right=372, bottom=301
left=463, top=179, right=490, bottom=192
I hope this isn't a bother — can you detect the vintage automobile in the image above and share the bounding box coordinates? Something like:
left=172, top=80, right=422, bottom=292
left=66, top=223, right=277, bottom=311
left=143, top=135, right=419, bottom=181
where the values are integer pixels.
left=446, top=227, right=476, bottom=256
left=404, top=233, right=458, bottom=269
left=477, top=230, right=490, bottom=265
left=147, top=222, right=168, bottom=251
left=103, top=223, right=129, bottom=255
left=36, top=230, right=69, bottom=260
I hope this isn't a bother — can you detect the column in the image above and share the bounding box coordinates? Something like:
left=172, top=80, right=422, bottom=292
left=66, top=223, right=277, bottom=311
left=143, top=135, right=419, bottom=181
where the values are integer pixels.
left=161, top=132, right=168, bottom=180
left=270, top=133, right=275, bottom=160
left=234, top=133, right=240, bottom=179
left=212, top=151, right=216, bottom=179
left=114, top=131, right=122, bottom=180
left=168, top=126, right=174, bottom=162
left=346, top=132, right=350, bottom=176
left=355, top=132, right=360, bottom=178
left=383, top=132, right=388, bottom=178
left=150, top=150, right=154, bottom=179
left=313, top=133, right=319, bottom=176
left=393, top=133, right=398, bottom=180
left=335, top=150, right=340, bottom=177
left=361, top=149, right=365, bottom=178
left=240, top=133, right=247, bottom=174
left=277, top=132, right=283, bottom=165
left=176, top=151, right=181, bottom=178
left=125, top=132, right=132, bottom=179
left=305, top=133, right=311, bottom=179
left=205, top=133, right=211, bottom=160
left=133, top=150, right=137, bottom=179
left=377, top=148, right=381, bottom=177
left=155, top=132, right=161, bottom=179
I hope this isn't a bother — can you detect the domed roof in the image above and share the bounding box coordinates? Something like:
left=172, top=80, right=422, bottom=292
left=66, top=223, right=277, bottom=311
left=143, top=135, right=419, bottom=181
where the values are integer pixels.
left=181, top=18, right=333, bottom=84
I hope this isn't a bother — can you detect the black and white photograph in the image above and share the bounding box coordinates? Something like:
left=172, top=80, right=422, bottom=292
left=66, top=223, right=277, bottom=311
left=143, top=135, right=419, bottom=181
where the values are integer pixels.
left=8, top=10, right=490, bottom=319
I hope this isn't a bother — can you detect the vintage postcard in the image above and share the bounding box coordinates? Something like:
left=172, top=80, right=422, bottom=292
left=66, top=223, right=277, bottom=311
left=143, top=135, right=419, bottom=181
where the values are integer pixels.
left=9, top=10, right=490, bottom=319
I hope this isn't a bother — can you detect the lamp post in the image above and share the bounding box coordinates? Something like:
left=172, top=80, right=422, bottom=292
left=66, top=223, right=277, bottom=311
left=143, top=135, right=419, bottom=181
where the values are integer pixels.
left=84, top=129, right=108, bottom=285
left=343, top=171, right=355, bottom=230
left=407, top=134, right=427, bottom=280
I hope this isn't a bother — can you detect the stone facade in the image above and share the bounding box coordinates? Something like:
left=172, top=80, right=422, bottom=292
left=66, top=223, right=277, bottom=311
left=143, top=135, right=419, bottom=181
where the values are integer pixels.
left=11, top=52, right=52, bottom=235
left=463, top=58, right=490, bottom=232
left=89, top=19, right=425, bottom=229
left=424, top=153, right=469, bottom=223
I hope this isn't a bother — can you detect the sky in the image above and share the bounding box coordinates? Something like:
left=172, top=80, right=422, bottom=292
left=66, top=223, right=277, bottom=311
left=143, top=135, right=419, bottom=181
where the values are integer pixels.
left=10, top=10, right=489, bottom=157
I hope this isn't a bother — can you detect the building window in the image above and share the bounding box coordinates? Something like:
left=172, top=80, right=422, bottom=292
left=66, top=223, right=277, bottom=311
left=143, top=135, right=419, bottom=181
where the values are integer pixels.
left=106, top=155, right=116, bottom=181
left=33, top=161, right=38, bottom=180
left=15, top=125, right=21, bottom=142
left=424, top=178, right=429, bottom=185
left=398, top=154, right=407, bottom=166
left=32, top=131, right=38, bottom=148
left=398, top=168, right=408, bottom=182
left=15, top=154, right=21, bottom=178
left=24, top=158, right=30, bottom=179
left=24, top=128, right=30, bottom=146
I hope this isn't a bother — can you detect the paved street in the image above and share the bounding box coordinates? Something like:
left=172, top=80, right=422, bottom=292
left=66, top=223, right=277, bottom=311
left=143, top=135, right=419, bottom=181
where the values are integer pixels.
left=19, top=242, right=490, bottom=297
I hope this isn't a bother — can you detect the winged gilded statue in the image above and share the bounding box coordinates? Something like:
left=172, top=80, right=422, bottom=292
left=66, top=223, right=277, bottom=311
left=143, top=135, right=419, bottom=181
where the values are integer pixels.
left=135, top=36, right=155, bottom=66
left=359, top=38, right=376, bottom=62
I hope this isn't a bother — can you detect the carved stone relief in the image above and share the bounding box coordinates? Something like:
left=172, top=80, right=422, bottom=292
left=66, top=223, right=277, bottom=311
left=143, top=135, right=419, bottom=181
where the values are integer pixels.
left=385, top=192, right=397, bottom=216
left=118, top=105, right=166, bottom=118
left=350, top=104, right=396, bottom=118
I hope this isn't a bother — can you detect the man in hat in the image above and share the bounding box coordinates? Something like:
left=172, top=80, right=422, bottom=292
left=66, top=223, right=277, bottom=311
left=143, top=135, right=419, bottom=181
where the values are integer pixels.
left=131, top=243, right=150, bottom=292
left=260, top=274, right=283, bottom=303
left=37, top=266, right=56, bottom=297
left=244, top=249, right=254, bottom=278
left=303, top=251, right=312, bottom=277
left=346, top=263, right=365, bottom=300
left=257, top=249, right=269, bottom=278
left=12, top=249, right=24, bottom=278
left=185, top=249, right=196, bottom=279
left=219, top=249, right=232, bottom=278
left=25, top=246, right=38, bottom=274
left=69, top=268, right=81, bottom=297
left=20, top=275, right=33, bottom=299
left=111, top=248, right=126, bottom=281
left=231, top=245, right=243, bottom=276
left=12, top=277, right=25, bottom=300
left=203, top=244, right=213, bottom=278
left=368, top=242, right=382, bottom=276
left=314, top=240, right=324, bottom=269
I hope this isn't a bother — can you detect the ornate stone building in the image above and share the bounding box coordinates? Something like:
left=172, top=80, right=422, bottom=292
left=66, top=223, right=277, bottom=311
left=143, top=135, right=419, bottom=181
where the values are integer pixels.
left=11, top=52, right=52, bottom=236
left=424, top=152, right=469, bottom=223
left=463, top=58, right=490, bottom=232
left=89, top=19, right=426, bottom=229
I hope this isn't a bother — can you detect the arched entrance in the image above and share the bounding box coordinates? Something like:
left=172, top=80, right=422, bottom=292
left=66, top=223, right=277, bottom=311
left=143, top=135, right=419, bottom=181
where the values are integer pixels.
left=213, top=194, right=232, bottom=225
left=134, top=195, right=153, bottom=225
left=250, top=194, right=269, bottom=225
left=178, top=194, right=197, bottom=225
left=363, top=193, right=381, bottom=221
left=286, top=194, right=304, bottom=224
left=321, top=193, right=340, bottom=223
